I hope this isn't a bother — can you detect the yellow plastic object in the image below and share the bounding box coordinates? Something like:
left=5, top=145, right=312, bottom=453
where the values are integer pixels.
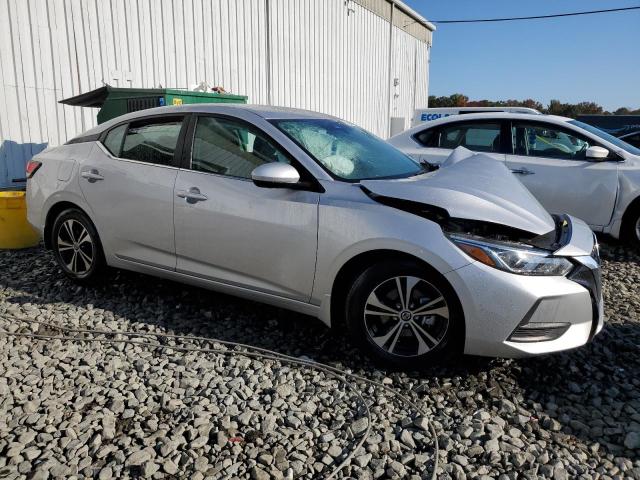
left=0, top=191, right=40, bottom=249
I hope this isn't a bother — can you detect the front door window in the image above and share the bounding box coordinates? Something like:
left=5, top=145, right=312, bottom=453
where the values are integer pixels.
left=511, top=123, right=592, bottom=160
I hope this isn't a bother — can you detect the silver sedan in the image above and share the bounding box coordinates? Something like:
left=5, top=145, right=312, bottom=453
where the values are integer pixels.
left=26, top=105, right=603, bottom=368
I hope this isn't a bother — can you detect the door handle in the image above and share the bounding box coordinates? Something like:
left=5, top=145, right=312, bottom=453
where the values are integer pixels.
left=510, top=168, right=534, bottom=176
left=81, top=169, right=104, bottom=182
left=177, top=187, right=208, bottom=203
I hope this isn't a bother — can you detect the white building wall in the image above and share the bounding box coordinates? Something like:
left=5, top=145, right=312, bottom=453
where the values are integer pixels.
left=0, top=0, right=431, bottom=187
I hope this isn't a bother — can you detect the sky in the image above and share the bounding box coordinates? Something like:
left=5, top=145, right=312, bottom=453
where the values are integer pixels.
left=403, top=0, right=640, bottom=111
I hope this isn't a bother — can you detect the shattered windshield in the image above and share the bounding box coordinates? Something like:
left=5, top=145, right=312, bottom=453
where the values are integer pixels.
left=272, top=119, right=422, bottom=181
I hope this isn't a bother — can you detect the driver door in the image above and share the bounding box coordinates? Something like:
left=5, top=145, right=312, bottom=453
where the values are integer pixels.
left=505, top=121, right=618, bottom=228
left=173, top=115, right=320, bottom=301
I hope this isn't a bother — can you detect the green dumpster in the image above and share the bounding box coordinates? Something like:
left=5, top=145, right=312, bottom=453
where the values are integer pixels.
left=60, top=86, right=247, bottom=124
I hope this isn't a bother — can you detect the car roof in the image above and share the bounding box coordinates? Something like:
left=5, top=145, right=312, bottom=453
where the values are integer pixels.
left=81, top=103, right=339, bottom=137
left=415, top=106, right=540, bottom=113
left=397, top=112, right=573, bottom=138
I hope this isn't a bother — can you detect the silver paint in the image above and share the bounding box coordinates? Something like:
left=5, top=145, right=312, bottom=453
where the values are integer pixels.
left=27, top=104, right=602, bottom=359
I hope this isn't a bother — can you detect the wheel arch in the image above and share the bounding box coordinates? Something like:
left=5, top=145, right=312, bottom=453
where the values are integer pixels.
left=621, top=194, right=640, bottom=241
left=329, top=249, right=465, bottom=334
left=44, top=201, right=96, bottom=250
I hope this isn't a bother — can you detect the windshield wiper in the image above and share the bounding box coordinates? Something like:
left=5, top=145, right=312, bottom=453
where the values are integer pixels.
left=420, top=159, right=439, bottom=172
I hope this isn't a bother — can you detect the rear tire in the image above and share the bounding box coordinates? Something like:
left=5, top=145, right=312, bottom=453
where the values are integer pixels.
left=345, top=260, right=464, bottom=369
left=621, top=204, right=640, bottom=248
left=51, top=209, right=105, bottom=284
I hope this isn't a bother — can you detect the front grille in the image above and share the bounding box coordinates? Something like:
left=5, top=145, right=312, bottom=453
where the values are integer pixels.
left=509, top=323, right=571, bottom=343
left=569, top=264, right=601, bottom=305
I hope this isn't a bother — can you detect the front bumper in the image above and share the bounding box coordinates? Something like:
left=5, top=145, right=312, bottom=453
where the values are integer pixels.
left=446, top=216, right=604, bottom=358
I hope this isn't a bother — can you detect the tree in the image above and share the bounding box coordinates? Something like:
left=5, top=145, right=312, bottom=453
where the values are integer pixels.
left=428, top=94, right=469, bottom=108
left=426, top=94, right=637, bottom=118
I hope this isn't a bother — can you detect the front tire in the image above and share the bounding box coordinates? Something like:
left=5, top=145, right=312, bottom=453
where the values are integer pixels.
left=345, top=260, right=463, bottom=369
left=622, top=204, right=640, bottom=247
left=51, top=209, right=105, bottom=284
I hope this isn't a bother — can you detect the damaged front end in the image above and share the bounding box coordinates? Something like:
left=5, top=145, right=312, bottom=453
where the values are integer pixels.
left=362, top=186, right=577, bottom=276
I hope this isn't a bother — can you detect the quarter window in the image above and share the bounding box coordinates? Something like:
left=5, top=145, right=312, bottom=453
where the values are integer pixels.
left=414, top=128, right=438, bottom=147
left=191, top=116, right=290, bottom=179
left=120, top=117, right=184, bottom=166
left=102, top=124, right=126, bottom=156
left=512, top=123, right=592, bottom=160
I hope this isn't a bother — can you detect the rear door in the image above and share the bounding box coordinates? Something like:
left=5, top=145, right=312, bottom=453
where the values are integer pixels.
left=505, top=121, right=619, bottom=228
left=79, top=115, right=186, bottom=268
left=410, top=120, right=507, bottom=165
left=173, top=114, right=319, bottom=301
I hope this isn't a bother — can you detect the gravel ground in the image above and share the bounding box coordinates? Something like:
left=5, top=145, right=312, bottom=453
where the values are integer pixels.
left=0, top=238, right=639, bottom=479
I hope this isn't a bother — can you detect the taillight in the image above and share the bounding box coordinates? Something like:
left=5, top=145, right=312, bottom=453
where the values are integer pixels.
left=26, top=160, right=42, bottom=179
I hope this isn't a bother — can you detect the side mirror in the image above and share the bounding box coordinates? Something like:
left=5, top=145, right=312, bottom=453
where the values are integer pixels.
left=586, top=146, right=609, bottom=160
left=251, top=163, right=300, bottom=188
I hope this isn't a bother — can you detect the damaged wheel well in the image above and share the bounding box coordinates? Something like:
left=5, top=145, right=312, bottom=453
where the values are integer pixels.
left=330, top=249, right=463, bottom=332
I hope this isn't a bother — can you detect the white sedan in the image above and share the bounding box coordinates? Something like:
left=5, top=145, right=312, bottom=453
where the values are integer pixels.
left=389, top=112, right=640, bottom=246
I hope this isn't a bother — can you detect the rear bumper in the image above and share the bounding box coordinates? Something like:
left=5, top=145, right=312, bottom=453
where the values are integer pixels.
left=447, top=215, right=604, bottom=358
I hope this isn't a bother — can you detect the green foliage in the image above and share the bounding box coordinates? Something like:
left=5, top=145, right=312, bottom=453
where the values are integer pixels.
left=427, top=94, right=640, bottom=118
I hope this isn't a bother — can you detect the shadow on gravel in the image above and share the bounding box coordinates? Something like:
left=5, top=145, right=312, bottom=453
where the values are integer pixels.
left=509, top=235, right=640, bottom=459
left=512, top=321, right=640, bottom=459
left=2, top=247, right=494, bottom=381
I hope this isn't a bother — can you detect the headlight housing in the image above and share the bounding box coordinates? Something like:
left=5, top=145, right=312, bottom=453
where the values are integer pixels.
left=449, top=234, right=574, bottom=276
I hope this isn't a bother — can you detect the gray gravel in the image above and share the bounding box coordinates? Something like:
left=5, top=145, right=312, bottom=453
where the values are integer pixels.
left=0, top=237, right=639, bottom=479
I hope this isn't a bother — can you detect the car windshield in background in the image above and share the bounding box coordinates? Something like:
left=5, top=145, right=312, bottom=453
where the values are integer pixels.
left=272, top=119, right=422, bottom=181
left=569, top=120, right=640, bottom=156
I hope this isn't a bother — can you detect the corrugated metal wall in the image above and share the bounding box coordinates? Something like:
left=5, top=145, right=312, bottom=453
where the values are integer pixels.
left=0, top=0, right=431, bottom=187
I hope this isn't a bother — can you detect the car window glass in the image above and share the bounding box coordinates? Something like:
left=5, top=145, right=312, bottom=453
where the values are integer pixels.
left=512, top=123, right=591, bottom=160
left=102, top=124, right=127, bottom=156
left=273, top=119, right=421, bottom=181
left=121, top=117, right=183, bottom=165
left=624, top=133, right=640, bottom=148
left=438, top=123, right=502, bottom=152
left=414, top=128, right=438, bottom=147
left=569, top=120, right=640, bottom=155
left=191, top=116, right=290, bottom=179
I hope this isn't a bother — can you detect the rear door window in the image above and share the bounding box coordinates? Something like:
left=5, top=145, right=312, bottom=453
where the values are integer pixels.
left=120, top=117, right=184, bottom=166
left=439, top=123, right=502, bottom=152
left=416, top=122, right=503, bottom=152
left=102, top=124, right=127, bottom=156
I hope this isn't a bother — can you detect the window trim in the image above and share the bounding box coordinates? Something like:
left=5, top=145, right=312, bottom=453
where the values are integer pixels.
left=98, top=113, right=190, bottom=168
left=412, top=120, right=510, bottom=154
left=507, top=120, right=619, bottom=162
left=182, top=113, right=325, bottom=192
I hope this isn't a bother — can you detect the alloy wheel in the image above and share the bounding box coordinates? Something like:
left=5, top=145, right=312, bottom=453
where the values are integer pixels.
left=363, top=275, right=450, bottom=358
left=635, top=216, right=640, bottom=242
left=56, top=219, right=94, bottom=275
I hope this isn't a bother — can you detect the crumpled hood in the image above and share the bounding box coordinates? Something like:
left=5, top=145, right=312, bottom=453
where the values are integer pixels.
left=361, top=149, right=556, bottom=235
